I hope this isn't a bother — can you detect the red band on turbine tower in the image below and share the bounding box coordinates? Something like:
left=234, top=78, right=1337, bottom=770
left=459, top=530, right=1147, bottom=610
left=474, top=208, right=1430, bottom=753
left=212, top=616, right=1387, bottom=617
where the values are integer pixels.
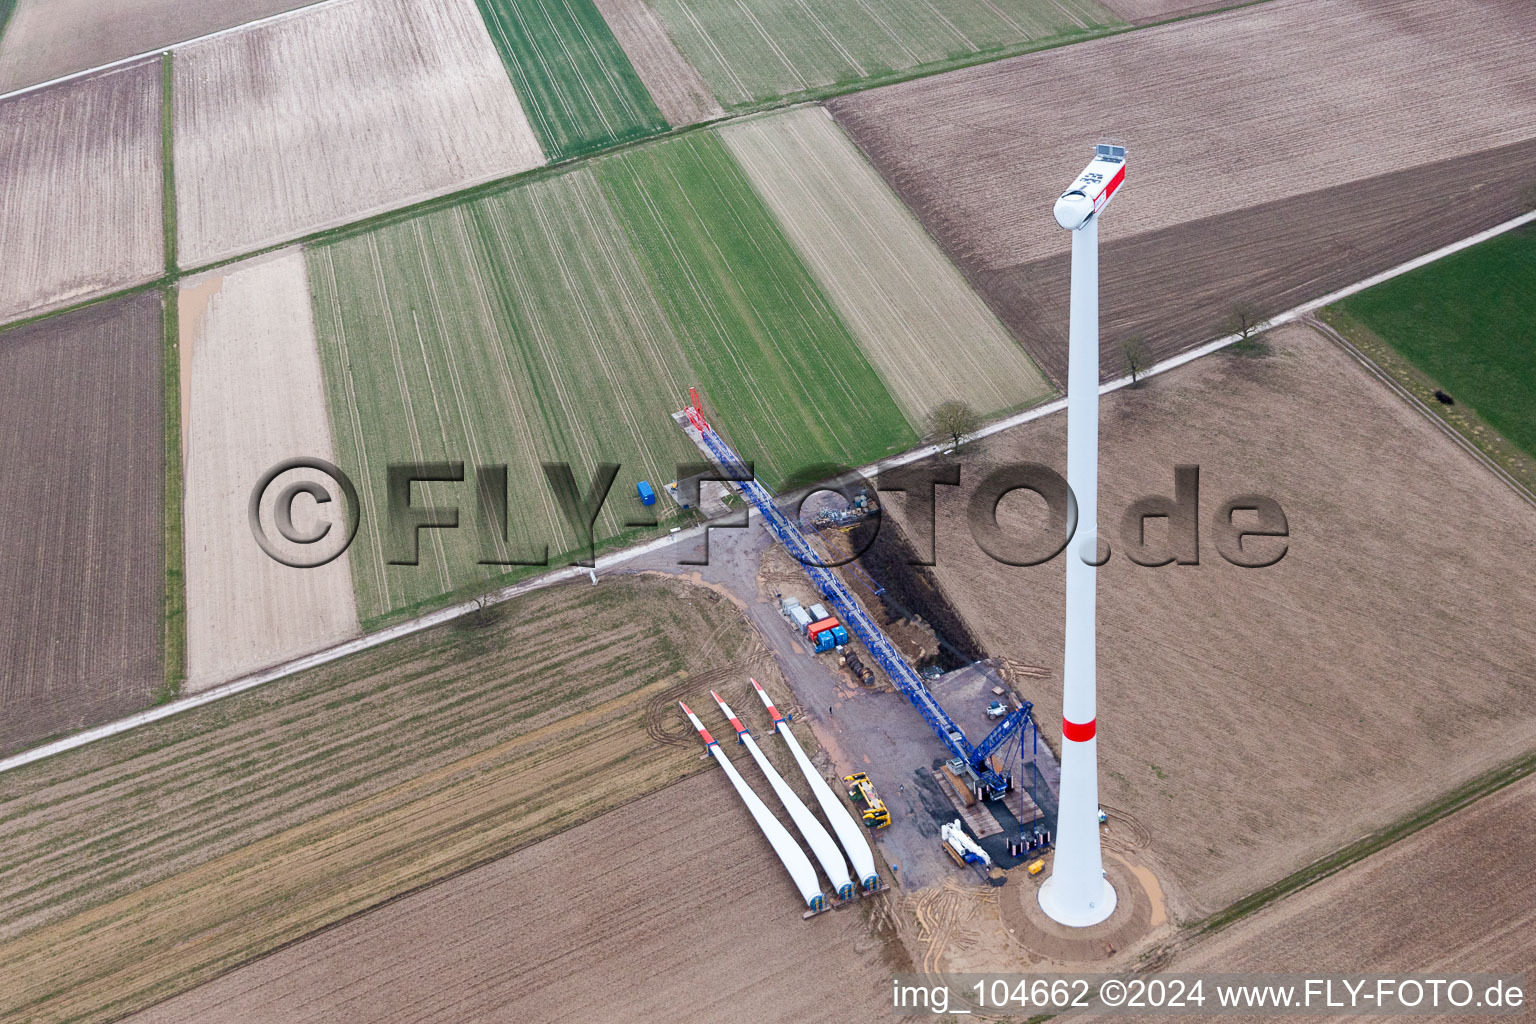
left=1062, top=717, right=1097, bottom=743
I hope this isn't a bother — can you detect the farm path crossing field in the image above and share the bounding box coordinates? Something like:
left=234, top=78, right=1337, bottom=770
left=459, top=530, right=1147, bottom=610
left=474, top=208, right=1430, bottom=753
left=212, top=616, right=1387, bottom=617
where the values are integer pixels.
left=647, top=0, right=1120, bottom=109
left=830, top=0, right=1536, bottom=379
left=179, top=250, right=360, bottom=692
left=1150, top=773, right=1536, bottom=988
left=172, top=0, right=545, bottom=268
left=1330, top=225, right=1536, bottom=466
left=0, top=293, right=164, bottom=756
left=721, top=107, right=1051, bottom=424
left=0, top=0, right=317, bottom=92
left=473, top=0, right=667, bottom=158
left=0, top=58, right=162, bottom=323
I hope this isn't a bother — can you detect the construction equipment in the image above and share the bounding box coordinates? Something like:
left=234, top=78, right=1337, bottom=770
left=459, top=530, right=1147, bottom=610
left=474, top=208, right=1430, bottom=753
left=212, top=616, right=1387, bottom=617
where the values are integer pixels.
left=843, top=772, right=891, bottom=829
left=781, top=598, right=813, bottom=634
left=1027, top=858, right=1046, bottom=876
left=807, top=617, right=850, bottom=647
left=682, top=399, right=1035, bottom=796
left=941, top=819, right=992, bottom=877
left=987, top=701, right=1008, bottom=720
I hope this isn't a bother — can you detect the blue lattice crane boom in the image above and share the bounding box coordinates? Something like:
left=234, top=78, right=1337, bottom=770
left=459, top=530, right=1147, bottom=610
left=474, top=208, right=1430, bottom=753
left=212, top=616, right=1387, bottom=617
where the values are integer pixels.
left=687, top=407, right=1026, bottom=793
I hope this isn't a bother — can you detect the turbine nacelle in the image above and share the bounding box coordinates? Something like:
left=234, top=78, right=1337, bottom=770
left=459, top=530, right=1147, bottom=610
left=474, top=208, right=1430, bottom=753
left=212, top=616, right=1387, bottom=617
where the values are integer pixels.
left=1053, top=142, right=1127, bottom=231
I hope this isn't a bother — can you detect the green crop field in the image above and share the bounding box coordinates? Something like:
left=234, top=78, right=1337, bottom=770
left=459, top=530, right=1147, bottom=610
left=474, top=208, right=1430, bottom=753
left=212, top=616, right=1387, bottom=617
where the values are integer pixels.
left=475, top=0, right=667, bottom=159
left=312, top=128, right=915, bottom=621
left=646, top=0, right=1121, bottom=108
left=310, top=173, right=701, bottom=624
left=595, top=132, right=916, bottom=484
left=1327, top=227, right=1536, bottom=462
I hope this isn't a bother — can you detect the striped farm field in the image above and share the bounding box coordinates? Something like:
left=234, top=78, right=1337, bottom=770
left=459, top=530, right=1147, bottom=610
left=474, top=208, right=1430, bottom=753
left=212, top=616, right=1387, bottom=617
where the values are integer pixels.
left=311, top=128, right=914, bottom=621
left=0, top=0, right=316, bottom=92
left=645, top=0, right=1121, bottom=108
left=180, top=250, right=360, bottom=692
left=0, top=58, right=162, bottom=323
left=0, top=576, right=771, bottom=1024
left=721, top=108, right=1052, bottom=424
left=474, top=0, right=667, bottom=158
left=590, top=0, right=722, bottom=126
left=310, top=170, right=702, bottom=624
left=172, top=0, right=545, bottom=268
left=596, top=131, right=916, bottom=485
left=0, top=293, right=164, bottom=755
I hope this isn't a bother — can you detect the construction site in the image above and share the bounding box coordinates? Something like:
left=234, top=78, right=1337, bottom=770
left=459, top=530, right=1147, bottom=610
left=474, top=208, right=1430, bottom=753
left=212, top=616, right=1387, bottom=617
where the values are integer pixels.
left=4, top=1, right=1535, bottom=1020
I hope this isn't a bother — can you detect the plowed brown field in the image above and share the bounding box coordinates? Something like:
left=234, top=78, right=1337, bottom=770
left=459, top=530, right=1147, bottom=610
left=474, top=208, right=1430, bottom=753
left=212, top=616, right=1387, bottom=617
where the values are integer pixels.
left=829, top=0, right=1536, bottom=381
left=0, top=576, right=785, bottom=1024
left=1101, top=0, right=1235, bottom=23
left=129, top=773, right=907, bottom=1024
left=0, top=292, right=164, bottom=755
left=1089, top=775, right=1536, bottom=1023
left=893, top=323, right=1536, bottom=920
left=1174, top=774, right=1536, bottom=976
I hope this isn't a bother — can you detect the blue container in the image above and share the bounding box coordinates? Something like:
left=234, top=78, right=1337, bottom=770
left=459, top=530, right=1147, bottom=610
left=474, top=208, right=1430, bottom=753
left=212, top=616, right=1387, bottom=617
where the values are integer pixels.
left=814, top=631, right=836, bottom=653
left=637, top=480, right=657, bottom=506
left=831, top=625, right=850, bottom=646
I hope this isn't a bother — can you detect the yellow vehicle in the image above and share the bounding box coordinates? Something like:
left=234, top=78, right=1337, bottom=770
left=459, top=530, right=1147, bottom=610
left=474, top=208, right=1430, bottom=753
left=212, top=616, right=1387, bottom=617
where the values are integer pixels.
left=843, top=772, right=891, bottom=829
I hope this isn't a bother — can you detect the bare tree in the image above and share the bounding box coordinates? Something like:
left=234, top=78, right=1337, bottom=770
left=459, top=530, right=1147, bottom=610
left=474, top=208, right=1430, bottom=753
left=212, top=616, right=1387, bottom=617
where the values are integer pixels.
left=472, top=590, right=496, bottom=627
left=928, top=400, right=981, bottom=452
left=1122, top=335, right=1150, bottom=386
left=1229, top=303, right=1263, bottom=342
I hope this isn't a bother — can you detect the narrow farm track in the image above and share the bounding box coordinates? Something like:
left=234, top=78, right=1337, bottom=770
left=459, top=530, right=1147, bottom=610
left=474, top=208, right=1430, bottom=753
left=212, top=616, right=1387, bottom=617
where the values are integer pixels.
left=1121, top=774, right=1536, bottom=1014
left=831, top=0, right=1536, bottom=381
left=309, top=167, right=703, bottom=623
left=0, top=0, right=320, bottom=92
left=907, top=323, right=1536, bottom=920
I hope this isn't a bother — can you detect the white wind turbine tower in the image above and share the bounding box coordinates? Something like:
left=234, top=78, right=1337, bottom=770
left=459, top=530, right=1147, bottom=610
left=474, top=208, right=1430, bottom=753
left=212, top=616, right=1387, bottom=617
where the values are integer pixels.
left=1038, top=142, right=1126, bottom=928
